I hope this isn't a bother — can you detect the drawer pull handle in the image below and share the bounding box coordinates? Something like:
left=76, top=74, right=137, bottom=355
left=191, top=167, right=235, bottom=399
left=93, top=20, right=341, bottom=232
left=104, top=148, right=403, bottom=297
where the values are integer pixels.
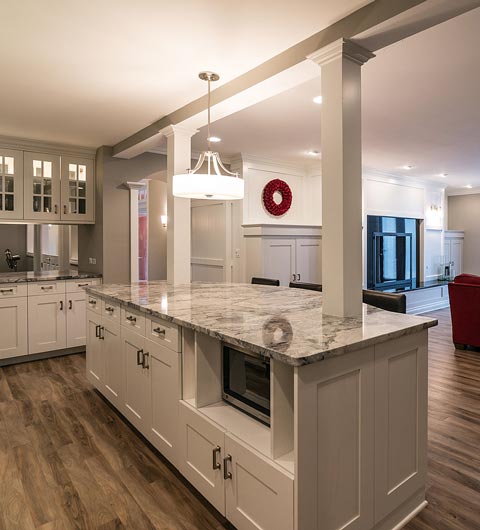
left=105, top=306, right=114, bottom=313
left=142, top=352, right=150, bottom=369
left=69, top=300, right=73, bottom=310
left=41, top=285, right=54, bottom=290
left=212, top=446, right=221, bottom=470
left=223, top=455, right=232, bottom=480
left=89, top=299, right=97, bottom=305
left=0, top=288, right=14, bottom=293
left=59, top=300, right=64, bottom=311
left=126, top=315, right=137, bottom=323
left=95, top=324, right=101, bottom=338
left=153, top=327, right=166, bottom=335
left=78, top=283, right=89, bottom=287
left=137, top=349, right=144, bottom=366
left=99, top=326, right=105, bottom=340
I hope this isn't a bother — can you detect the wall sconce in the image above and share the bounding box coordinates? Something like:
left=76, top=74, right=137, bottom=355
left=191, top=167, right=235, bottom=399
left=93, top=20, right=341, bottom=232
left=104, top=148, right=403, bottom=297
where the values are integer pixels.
left=161, top=215, right=167, bottom=228
left=430, top=204, right=442, bottom=212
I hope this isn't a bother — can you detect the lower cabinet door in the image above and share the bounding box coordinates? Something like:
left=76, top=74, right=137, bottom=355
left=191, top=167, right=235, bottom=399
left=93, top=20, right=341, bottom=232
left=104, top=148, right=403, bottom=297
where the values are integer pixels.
left=86, top=311, right=103, bottom=388
left=103, top=323, right=123, bottom=409
left=28, top=293, right=66, bottom=354
left=122, top=327, right=149, bottom=432
left=179, top=401, right=226, bottom=515
left=66, top=293, right=87, bottom=348
left=0, top=296, right=28, bottom=359
left=225, top=434, right=294, bottom=530
left=147, top=339, right=180, bottom=465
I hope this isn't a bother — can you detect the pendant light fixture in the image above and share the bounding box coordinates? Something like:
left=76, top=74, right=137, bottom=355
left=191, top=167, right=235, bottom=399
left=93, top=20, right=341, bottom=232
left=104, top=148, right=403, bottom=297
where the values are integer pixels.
left=172, top=72, right=244, bottom=200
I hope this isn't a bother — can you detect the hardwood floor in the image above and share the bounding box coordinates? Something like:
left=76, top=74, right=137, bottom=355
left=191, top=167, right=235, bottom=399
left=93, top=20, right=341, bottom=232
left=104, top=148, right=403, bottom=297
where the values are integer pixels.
left=0, top=308, right=479, bottom=529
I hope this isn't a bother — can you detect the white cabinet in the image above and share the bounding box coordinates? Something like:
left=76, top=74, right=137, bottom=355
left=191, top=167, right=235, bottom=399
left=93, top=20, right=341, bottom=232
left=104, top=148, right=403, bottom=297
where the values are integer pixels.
left=0, top=148, right=24, bottom=220
left=444, top=230, right=464, bottom=277
left=245, top=226, right=322, bottom=286
left=122, top=327, right=150, bottom=432
left=102, top=322, right=122, bottom=409
left=61, top=157, right=95, bottom=222
left=24, top=152, right=61, bottom=221
left=179, top=401, right=226, bottom=514
left=28, top=293, right=67, bottom=354
left=225, top=434, right=294, bottom=530
left=147, top=338, right=181, bottom=465
left=86, top=311, right=103, bottom=387
left=0, top=296, right=28, bottom=359
left=66, top=292, right=87, bottom=348
left=178, top=401, right=294, bottom=528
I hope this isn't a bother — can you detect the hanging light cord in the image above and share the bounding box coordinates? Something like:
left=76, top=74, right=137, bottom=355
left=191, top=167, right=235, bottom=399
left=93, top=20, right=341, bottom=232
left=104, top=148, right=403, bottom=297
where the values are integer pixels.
left=207, top=76, right=211, bottom=152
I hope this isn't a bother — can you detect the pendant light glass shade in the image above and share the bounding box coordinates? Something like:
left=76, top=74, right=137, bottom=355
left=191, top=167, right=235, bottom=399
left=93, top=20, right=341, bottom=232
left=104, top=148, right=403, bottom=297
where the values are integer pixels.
left=172, top=72, right=244, bottom=200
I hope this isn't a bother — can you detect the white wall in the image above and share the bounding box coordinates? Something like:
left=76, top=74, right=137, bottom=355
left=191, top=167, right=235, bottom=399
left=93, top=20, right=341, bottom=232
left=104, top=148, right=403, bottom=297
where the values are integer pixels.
left=363, top=173, right=446, bottom=283
left=240, top=156, right=322, bottom=226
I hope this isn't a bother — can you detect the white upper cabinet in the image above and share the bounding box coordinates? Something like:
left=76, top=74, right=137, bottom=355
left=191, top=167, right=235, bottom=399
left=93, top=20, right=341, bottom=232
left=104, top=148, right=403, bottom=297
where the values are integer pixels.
left=0, top=148, right=24, bottom=220
left=61, top=157, right=94, bottom=222
left=24, top=152, right=61, bottom=221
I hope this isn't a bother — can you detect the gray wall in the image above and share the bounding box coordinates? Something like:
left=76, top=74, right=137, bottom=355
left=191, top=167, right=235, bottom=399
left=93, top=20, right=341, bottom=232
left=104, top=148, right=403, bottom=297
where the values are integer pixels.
left=0, top=225, right=29, bottom=273
left=148, top=179, right=167, bottom=280
left=78, top=147, right=167, bottom=284
left=448, top=193, right=480, bottom=275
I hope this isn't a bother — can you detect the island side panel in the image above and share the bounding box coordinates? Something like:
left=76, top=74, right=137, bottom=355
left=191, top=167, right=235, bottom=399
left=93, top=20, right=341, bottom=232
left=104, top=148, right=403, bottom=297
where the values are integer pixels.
left=294, top=346, right=375, bottom=530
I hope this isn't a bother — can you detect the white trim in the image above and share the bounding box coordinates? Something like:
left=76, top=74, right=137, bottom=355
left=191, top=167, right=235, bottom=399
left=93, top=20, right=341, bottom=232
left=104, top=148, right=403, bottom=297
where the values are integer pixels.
left=390, top=501, right=428, bottom=530
left=308, top=38, right=375, bottom=66
left=125, top=181, right=147, bottom=283
left=0, top=134, right=96, bottom=159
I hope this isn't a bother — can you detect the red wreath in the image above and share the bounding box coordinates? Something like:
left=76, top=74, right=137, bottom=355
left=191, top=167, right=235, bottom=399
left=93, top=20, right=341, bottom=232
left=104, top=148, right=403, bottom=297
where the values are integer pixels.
left=262, top=179, right=292, bottom=216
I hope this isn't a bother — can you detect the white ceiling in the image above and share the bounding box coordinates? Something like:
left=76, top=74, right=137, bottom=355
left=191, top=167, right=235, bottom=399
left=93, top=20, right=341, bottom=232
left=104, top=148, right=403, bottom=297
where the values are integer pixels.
left=191, top=8, right=480, bottom=191
left=0, top=0, right=371, bottom=148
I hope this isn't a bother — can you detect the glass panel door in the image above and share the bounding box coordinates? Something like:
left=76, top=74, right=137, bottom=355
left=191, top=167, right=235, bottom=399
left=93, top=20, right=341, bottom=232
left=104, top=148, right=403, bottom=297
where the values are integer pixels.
left=24, top=152, right=60, bottom=221
left=0, top=149, right=23, bottom=219
left=60, top=157, right=94, bottom=222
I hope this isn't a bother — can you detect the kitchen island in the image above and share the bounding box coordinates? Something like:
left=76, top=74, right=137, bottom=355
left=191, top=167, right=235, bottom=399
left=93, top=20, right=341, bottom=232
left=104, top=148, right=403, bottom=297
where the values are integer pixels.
left=85, top=281, right=437, bottom=530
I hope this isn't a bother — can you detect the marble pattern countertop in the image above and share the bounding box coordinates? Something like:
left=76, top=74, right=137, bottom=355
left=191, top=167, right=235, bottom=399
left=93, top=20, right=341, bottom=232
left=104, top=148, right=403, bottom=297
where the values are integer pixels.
left=0, top=270, right=102, bottom=284
left=86, top=282, right=437, bottom=366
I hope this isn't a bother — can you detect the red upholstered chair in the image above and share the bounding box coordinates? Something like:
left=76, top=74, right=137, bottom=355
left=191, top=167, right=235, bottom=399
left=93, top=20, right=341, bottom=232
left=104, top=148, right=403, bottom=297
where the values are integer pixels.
left=448, top=274, right=480, bottom=349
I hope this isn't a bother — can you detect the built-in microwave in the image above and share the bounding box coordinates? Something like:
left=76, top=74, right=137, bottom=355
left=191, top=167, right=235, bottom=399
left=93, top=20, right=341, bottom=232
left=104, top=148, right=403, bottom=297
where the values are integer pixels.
left=222, top=344, right=271, bottom=426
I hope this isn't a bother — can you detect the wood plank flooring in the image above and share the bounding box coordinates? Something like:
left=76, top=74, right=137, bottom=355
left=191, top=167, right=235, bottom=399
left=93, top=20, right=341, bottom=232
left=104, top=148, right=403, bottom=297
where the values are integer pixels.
left=0, top=308, right=479, bottom=529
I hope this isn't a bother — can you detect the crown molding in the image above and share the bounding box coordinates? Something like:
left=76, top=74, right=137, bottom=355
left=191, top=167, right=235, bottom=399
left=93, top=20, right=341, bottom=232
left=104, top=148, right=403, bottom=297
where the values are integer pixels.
left=159, top=124, right=199, bottom=139
left=446, top=187, right=480, bottom=197
left=308, top=38, right=375, bottom=67
left=0, top=134, right=96, bottom=159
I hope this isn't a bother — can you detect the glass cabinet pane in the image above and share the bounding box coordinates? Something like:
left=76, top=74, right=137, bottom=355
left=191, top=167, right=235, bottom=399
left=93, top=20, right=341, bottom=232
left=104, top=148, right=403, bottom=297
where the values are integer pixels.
left=4, top=157, right=14, bottom=174
left=33, top=196, right=41, bottom=212
left=4, top=176, right=14, bottom=193
left=33, top=178, right=42, bottom=195
left=43, top=178, right=52, bottom=195
left=69, top=198, right=77, bottom=214
left=0, top=156, right=3, bottom=173
left=69, top=163, right=77, bottom=180
left=33, top=160, right=42, bottom=177
left=43, top=161, right=52, bottom=179
left=79, top=199, right=86, bottom=214
left=43, top=197, right=52, bottom=213
left=5, top=195, right=14, bottom=211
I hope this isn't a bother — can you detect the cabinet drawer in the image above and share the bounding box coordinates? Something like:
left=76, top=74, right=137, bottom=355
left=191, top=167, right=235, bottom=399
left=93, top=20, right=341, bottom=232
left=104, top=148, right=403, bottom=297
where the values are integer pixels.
left=0, top=284, right=28, bottom=298
left=86, top=294, right=101, bottom=313
left=102, top=299, right=121, bottom=324
left=66, top=278, right=101, bottom=293
left=28, top=281, right=66, bottom=296
left=121, top=306, right=146, bottom=335
left=147, top=316, right=181, bottom=352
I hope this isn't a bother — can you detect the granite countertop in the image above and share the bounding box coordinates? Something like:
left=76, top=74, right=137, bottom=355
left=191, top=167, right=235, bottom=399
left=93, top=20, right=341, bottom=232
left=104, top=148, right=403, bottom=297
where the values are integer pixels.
left=0, top=270, right=102, bottom=284
left=86, top=282, right=437, bottom=366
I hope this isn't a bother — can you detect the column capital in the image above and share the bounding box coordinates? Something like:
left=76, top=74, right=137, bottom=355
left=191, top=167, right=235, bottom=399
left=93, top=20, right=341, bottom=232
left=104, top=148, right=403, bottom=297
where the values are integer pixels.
left=308, top=38, right=375, bottom=67
left=160, top=124, right=199, bottom=139
left=124, top=181, right=146, bottom=191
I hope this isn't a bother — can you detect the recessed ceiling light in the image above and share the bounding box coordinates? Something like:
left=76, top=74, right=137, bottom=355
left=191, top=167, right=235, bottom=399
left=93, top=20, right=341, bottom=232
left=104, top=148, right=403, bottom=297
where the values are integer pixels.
left=465, top=184, right=473, bottom=189
left=403, top=165, right=414, bottom=170
left=437, top=173, right=448, bottom=178
left=313, top=95, right=323, bottom=105
left=307, top=150, right=320, bottom=156
left=207, top=136, right=221, bottom=143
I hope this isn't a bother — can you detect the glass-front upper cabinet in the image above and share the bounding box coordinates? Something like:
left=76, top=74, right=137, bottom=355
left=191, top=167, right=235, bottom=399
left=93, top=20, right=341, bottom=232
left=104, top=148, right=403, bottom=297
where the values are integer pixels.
left=61, top=157, right=94, bottom=222
left=24, top=152, right=61, bottom=221
left=0, top=148, right=24, bottom=219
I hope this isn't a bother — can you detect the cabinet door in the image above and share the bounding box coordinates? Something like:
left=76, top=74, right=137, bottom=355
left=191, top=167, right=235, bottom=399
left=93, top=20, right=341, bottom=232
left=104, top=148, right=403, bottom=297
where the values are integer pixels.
left=66, top=292, right=86, bottom=348
left=374, top=333, right=428, bottom=524
left=86, top=311, right=103, bottom=388
left=225, top=434, right=294, bottom=530
left=0, top=297, right=28, bottom=359
left=451, top=240, right=463, bottom=276
left=28, top=293, right=66, bottom=354
left=295, top=238, right=322, bottom=284
left=24, top=152, right=61, bottom=221
left=122, top=327, right=149, bottom=432
left=147, top=339, right=181, bottom=465
left=263, top=238, right=296, bottom=286
left=103, top=324, right=123, bottom=409
left=179, top=401, right=226, bottom=515
left=0, top=148, right=23, bottom=220
left=61, top=157, right=94, bottom=222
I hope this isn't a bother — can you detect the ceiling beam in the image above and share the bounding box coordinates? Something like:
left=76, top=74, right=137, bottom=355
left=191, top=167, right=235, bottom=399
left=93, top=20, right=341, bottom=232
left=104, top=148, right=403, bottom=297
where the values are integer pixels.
left=112, top=0, right=478, bottom=158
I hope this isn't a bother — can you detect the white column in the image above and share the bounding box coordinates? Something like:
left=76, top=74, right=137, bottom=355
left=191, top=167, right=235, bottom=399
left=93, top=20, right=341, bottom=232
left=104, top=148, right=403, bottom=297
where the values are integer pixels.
left=309, top=39, right=374, bottom=317
left=125, top=181, right=146, bottom=283
left=161, top=125, right=198, bottom=285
